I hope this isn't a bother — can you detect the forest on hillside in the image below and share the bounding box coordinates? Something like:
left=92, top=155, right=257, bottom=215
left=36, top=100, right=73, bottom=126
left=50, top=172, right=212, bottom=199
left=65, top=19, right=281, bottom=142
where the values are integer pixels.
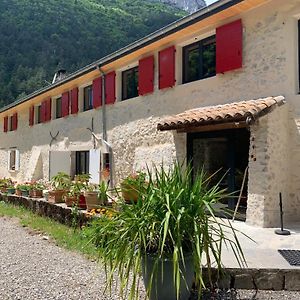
left=0, top=0, right=185, bottom=107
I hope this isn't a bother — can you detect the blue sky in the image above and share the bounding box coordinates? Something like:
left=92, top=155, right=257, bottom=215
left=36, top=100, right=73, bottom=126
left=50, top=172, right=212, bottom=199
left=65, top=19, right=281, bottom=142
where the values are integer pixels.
left=206, top=0, right=219, bottom=5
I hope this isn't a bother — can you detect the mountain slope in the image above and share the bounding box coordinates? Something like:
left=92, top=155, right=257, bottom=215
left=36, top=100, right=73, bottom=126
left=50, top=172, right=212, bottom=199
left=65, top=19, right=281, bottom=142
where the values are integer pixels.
left=0, top=0, right=186, bottom=107
left=152, top=0, right=206, bottom=13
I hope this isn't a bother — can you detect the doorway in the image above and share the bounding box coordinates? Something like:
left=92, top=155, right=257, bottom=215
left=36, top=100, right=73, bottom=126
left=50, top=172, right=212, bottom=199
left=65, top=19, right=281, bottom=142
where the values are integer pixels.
left=187, top=128, right=250, bottom=219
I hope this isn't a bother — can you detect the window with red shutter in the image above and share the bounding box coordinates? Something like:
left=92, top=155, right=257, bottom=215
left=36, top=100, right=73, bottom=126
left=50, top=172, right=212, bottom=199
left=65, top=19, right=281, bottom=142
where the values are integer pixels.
left=159, top=46, right=176, bottom=90
left=105, top=71, right=116, bottom=105
left=216, top=19, right=243, bottom=74
left=139, top=56, right=154, bottom=96
left=12, top=113, right=18, bottom=131
left=93, top=77, right=102, bottom=108
left=29, top=106, right=34, bottom=126
left=3, top=116, right=8, bottom=133
left=71, top=87, right=79, bottom=114
left=62, top=92, right=70, bottom=117
left=45, top=98, right=52, bottom=122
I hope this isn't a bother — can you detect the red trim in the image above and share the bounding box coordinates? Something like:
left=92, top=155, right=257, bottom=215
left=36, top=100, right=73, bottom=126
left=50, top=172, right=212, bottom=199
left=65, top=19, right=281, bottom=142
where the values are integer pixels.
left=105, top=71, right=116, bottom=105
left=12, top=113, right=18, bottom=131
left=71, top=87, right=79, bottom=114
left=138, top=55, right=154, bottom=96
left=40, top=101, right=46, bottom=123
left=159, top=46, right=176, bottom=90
left=216, top=19, right=243, bottom=74
left=62, top=92, right=70, bottom=117
left=3, top=116, right=8, bottom=133
left=93, top=77, right=102, bottom=108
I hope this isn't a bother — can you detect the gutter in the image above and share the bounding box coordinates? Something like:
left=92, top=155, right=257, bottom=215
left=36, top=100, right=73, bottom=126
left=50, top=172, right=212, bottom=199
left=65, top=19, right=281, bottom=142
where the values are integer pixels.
left=0, top=0, right=245, bottom=114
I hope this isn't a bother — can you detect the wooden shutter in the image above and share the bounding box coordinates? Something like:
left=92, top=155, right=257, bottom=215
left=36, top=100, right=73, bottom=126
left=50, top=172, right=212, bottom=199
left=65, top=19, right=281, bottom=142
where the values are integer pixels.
left=216, top=19, right=243, bottom=74
left=3, top=116, right=8, bottom=133
left=93, top=77, right=102, bottom=108
left=40, top=101, right=46, bottom=123
left=139, top=55, right=154, bottom=96
left=12, top=113, right=18, bottom=131
left=29, top=106, right=34, bottom=126
left=62, top=92, right=70, bottom=117
left=71, top=87, right=79, bottom=114
left=105, top=71, right=116, bottom=105
left=45, top=98, right=52, bottom=122
left=159, top=46, right=176, bottom=90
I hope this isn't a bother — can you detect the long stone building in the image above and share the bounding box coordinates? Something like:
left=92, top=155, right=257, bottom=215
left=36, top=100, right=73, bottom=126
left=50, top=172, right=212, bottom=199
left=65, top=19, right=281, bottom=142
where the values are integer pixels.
left=0, top=0, right=299, bottom=227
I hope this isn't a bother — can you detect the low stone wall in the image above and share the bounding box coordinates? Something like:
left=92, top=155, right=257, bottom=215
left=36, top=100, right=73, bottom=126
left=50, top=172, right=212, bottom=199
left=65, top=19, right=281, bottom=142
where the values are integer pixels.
left=0, top=193, right=89, bottom=227
left=203, top=268, right=300, bottom=291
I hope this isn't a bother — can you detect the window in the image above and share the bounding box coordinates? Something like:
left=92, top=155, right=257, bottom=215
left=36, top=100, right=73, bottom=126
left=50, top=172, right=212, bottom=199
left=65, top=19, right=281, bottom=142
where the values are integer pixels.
left=122, top=67, right=138, bottom=100
left=75, top=151, right=89, bottom=175
left=37, top=105, right=42, bottom=124
left=8, top=149, right=19, bottom=171
left=9, top=116, right=13, bottom=131
left=56, top=97, right=62, bottom=119
left=183, top=36, right=216, bottom=84
left=83, top=85, right=93, bottom=111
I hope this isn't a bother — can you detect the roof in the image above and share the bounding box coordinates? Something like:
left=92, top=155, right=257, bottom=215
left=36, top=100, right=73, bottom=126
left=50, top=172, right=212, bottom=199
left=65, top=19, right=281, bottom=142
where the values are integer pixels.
left=157, top=96, right=285, bottom=131
left=0, top=0, right=246, bottom=114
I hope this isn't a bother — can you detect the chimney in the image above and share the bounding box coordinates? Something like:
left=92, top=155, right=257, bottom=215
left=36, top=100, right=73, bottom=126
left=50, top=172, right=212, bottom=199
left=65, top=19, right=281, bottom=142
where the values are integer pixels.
left=52, top=69, right=67, bottom=84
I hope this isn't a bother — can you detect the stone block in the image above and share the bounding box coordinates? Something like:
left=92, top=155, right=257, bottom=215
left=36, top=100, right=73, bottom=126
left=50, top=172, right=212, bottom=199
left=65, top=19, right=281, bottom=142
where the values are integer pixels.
left=284, top=270, right=300, bottom=291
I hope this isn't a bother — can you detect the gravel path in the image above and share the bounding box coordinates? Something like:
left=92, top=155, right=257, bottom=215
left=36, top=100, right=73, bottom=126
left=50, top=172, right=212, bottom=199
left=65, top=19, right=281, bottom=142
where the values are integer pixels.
left=1, top=216, right=300, bottom=300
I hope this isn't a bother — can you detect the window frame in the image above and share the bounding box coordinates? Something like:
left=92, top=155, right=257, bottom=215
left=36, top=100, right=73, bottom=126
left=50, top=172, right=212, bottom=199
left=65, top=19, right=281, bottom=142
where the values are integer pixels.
left=83, top=85, right=93, bottom=111
left=9, top=116, right=14, bottom=131
left=182, top=35, right=216, bottom=84
left=55, top=97, right=62, bottom=119
left=36, top=105, right=42, bottom=124
left=122, top=66, right=139, bottom=101
left=8, top=149, right=20, bottom=172
left=75, top=151, right=89, bottom=175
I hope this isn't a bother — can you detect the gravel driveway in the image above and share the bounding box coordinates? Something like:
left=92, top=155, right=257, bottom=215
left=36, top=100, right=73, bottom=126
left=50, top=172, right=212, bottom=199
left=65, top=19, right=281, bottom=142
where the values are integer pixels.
left=0, top=217, right=300, bottom=300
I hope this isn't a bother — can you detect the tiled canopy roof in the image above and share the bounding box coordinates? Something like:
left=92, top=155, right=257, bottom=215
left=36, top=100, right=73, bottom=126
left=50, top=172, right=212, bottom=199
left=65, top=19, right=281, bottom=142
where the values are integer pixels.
left=157, top=96, right=285, bottom=131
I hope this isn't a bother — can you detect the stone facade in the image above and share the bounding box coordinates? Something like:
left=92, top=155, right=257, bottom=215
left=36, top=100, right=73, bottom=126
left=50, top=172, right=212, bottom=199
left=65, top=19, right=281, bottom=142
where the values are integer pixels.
left=0, top=0, right=300, bottom=227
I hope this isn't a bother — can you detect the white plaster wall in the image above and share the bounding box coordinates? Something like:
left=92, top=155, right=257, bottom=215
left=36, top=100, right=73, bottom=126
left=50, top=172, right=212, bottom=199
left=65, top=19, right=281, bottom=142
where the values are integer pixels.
left=1, top=0, right=300, bottom=227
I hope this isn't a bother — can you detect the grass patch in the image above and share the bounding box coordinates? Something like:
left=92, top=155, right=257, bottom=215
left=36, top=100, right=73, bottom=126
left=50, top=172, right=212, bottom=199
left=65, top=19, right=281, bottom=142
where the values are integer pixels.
left=0, top=201, right=98, bottom=259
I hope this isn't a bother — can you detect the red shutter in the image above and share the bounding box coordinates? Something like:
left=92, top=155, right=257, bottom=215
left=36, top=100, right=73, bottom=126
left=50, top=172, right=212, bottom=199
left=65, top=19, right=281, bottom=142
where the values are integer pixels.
left=105, top=71, right=116, bottom=105
left=71, top=87, right=79, bottom=114
left=159, top=46, right=176, bottom=90
left=29, top=106, right=34, bottom=126
left=3, top=116, right=8, bottom=133
left=216, top=19, right=243, bottom=74
left=45, top=98, right=52, bottom=121
left=62, top=92, right=70, bottom=117
left=13, top=113, right=18, bottom=131
left=139, top=55, right=154, bottom=96
left=93, top=77, right=102, bottom=108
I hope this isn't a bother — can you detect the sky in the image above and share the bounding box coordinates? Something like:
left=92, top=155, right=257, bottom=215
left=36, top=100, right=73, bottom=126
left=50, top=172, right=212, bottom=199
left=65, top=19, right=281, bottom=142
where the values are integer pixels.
left=206, top=0, right=219, bottom=5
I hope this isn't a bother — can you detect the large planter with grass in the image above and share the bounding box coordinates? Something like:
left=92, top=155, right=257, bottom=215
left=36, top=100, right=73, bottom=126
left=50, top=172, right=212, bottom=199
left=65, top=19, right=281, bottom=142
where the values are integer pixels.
left=142, top=254, right=194, bottom=300
left=49, top=172, right=71, bottom=204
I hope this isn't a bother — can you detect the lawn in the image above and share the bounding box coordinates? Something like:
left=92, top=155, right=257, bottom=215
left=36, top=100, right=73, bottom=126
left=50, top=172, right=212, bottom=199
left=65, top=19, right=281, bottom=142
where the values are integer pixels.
left=0, top=201, right=98, bottom=259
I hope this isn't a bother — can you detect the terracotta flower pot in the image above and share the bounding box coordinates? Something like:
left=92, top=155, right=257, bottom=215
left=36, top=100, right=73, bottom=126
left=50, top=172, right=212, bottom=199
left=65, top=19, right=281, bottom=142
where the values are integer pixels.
left=16, top=189, right=22, bottom=196
left=48, top=190, right=66, bottom=203
left=30, top=189, right=43, bottom=198
left=84, top=191, right=100, bottom=210
left=65, top=196, right=78, bottom=207
left=121, top=183, right=139, bottom=203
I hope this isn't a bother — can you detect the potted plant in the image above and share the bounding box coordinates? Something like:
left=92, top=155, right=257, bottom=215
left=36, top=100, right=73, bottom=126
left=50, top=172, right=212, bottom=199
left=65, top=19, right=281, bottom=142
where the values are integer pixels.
left=48, top=172, right=71, bottom=204
left=16, top=183, right=31, bottom=197
left=120, top=172, right=146, bottom=203
left=7, top=183, right=16, bottom=195
left=0, top=178, right=13, bottom=193
left=87, top=163, right=246, bottom=300
left=84, top=183, right=100, bottom=210
left=29, top=181, right=45, bottom=198
left=64, top=180, right=86, bottom=207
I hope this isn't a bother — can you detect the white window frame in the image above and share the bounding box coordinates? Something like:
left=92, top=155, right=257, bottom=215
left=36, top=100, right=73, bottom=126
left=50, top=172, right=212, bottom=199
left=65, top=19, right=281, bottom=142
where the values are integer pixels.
left=8, top=149, right=20, bottom=172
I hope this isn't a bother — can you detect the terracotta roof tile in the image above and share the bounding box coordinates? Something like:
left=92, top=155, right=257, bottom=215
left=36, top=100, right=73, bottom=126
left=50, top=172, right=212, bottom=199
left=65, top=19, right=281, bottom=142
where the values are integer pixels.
left=157, top=96, right=285, bottom=131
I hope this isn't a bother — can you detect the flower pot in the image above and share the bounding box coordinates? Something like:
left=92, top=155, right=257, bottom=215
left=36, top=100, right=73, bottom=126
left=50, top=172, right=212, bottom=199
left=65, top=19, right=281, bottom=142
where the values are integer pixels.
left=16, top=189, right=22, bottom=196
left=78, top=194, right=87, bottom=210
left=142, top=254, right=194, bottom=300
left=7, top=188, right=16, bottom=195
left=84, top=191, right=100, bottom=210
left=0, top=187, right=7, bottom=193
left=121, top=183, right=139, bottom=203
left=30, top=189, right=43, bottom=198
left=48, top=190, right=66, bottom=203
left=65, top=196, right=78, bottom=207
left=21, top=190, right=30, bottom=197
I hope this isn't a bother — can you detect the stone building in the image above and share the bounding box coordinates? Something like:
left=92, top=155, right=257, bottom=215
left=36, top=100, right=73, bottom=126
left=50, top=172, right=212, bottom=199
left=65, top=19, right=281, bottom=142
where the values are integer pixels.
left=0, top=0, right=299, bottom=227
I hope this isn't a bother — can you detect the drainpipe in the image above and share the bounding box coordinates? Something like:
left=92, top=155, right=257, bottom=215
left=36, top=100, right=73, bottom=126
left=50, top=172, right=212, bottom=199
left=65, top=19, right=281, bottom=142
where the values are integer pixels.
left=97, top=66, right=114, bottom=188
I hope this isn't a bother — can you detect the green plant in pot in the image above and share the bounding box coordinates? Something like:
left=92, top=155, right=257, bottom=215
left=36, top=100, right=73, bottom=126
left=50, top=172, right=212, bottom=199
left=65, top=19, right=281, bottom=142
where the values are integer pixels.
left=0, top=178, right=13, bottom=193
left=16, top=183, right=31, bottom=197
left=87, top=162, right=246, bottom=300
left=120, top=172, right=146, bottom=203
left=7, top=183, right=16, bottom=195
left=48, top=172, right=71, bottom=204
left=29, top=181, right=45, bottom=198
left=84, top=182, right=100, bottom=210
left=65, top=180, right=86, bottom=207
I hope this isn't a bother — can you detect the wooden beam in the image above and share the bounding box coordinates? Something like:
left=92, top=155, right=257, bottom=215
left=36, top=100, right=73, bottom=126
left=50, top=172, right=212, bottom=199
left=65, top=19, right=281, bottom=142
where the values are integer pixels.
left=176, top=121, right=248, bottom=133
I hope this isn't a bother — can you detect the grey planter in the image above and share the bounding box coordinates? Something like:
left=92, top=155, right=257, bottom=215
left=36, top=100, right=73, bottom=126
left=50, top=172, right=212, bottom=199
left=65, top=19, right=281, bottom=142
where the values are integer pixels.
left=142, top=254, right=194, bottom=300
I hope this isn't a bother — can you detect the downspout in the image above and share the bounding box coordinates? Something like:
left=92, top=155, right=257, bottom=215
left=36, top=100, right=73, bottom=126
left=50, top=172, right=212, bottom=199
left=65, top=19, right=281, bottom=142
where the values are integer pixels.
left=97, top=66, right=114, bottom=188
